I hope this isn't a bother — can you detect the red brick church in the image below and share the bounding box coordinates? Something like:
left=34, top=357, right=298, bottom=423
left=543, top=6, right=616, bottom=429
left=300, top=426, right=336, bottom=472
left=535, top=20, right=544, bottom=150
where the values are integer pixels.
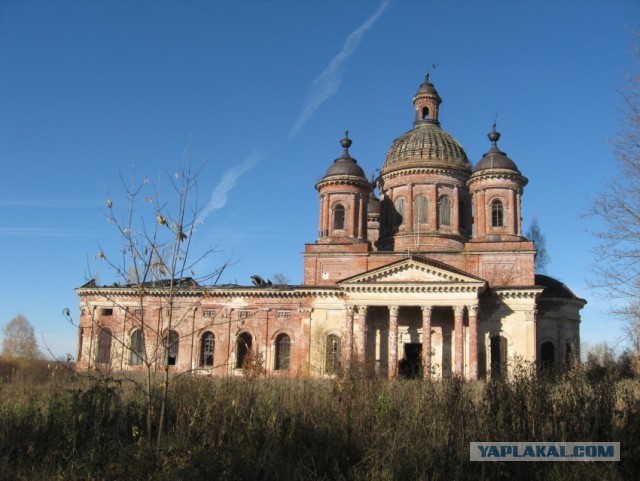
left=76, top=74, right=585, bottom=378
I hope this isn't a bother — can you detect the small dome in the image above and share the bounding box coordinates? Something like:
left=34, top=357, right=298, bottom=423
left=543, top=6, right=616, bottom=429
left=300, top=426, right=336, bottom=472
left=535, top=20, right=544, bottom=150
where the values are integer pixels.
left=367, top=188, right=380, bottom=215
left=383, top=122, right=471, bottom=173
left=416, top=73, right=440, bottom=96
left=473, top=126, right=520, bottom=173
left=323, top=132, right=366, bottom=179
left=535, top=274, right=578, bottom=299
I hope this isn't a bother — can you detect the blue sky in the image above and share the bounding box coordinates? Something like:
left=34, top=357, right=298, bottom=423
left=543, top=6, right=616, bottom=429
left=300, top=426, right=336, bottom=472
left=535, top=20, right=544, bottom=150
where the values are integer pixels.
left=1, top=0, right=638, bottom=359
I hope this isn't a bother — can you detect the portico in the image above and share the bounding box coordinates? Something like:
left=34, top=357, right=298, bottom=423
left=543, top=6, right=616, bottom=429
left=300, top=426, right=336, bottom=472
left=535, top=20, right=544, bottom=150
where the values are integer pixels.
left=338, top=255, right=486, bottom=379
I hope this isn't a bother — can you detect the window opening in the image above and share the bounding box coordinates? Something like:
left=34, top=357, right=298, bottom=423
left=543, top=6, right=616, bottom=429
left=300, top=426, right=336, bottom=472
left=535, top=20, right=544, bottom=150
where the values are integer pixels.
left=415, top=196, right=428, bottom=224
left=236, top=332, right=252, bottom=369
left=200, top=332, right=215, bottom=367
left=394, top=197, right=405, bottom=227
left=165, top=330, right=179, bottom=366
left=130, top=329, right=144, bottom=366
left=439, top=197, right=451, bottom=226
left=333, top=204, right=345, bottom=230
left=274, top=333, right=291, bottom=371
left=490, top=335, right=508, bottom=378
left=491, top=200, right=504, bottom=227
left=540, top=341, right=555, bottom=371
left=96, top=327, right=112, bottom=364
left=325, top=334, right=341, bottom=374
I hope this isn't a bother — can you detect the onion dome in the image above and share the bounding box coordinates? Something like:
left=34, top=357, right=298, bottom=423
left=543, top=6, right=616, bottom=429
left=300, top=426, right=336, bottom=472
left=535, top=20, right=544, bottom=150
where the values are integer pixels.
left=382, top=74, right=471, bottom=174
left=322, top=131, right=367, bottom=179
left=473, top=125, right=520, bottom=173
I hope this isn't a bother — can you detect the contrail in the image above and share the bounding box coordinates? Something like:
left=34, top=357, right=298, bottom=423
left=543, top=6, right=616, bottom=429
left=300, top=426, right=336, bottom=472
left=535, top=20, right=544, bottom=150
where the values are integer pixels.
left=289, top=0, right=390, bottom=138
left=196, top=150, right=263, bottom=225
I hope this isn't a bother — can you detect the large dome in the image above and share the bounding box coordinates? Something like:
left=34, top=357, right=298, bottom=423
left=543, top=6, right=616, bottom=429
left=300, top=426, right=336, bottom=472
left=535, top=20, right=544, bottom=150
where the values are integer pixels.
left=382, top=122, right=471, bottom=174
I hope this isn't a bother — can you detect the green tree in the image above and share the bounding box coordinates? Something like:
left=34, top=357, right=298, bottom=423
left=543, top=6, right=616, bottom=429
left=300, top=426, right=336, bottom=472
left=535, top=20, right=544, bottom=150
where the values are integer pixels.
left=2, top=314, right=42, bottom=360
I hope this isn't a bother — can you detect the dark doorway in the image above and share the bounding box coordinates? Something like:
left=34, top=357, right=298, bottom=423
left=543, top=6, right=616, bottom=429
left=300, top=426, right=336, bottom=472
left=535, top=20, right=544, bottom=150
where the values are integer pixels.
left=399, top=343, right=422, bottom=379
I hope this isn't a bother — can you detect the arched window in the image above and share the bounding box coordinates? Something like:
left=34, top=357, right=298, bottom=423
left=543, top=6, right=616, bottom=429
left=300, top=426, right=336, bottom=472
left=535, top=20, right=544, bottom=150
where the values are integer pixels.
left=274, top=333, right=291, bottom=371
left=236, top=332, right=252, bottom=369
left=129, top=329, right=144, bottom=366
left=491, top=199, right=504, bottom=227
left=490, top=335, right=507, bottom=378
left=422, top=106, right=430, bottom=119
left=540, top=341, right=555, bottom=371
left=200, top=331, right=215, bottom=368
left=333, top=204, right=345, bottom=230
left=325, top=334, right=341, bottom=374
left=394, top=197, right=405, bottom=228
left=96, top=327, right=112, bottom=364
left=164, top=330, right=179, bottom=366
left=438, top=197, right=451, bottom=226
left=415, top=196, right=428, bottom=225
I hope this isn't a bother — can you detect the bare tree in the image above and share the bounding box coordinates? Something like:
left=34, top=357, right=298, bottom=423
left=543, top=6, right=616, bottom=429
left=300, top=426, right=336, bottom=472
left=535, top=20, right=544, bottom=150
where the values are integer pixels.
left=65, top=149, right=232, bottom=450
left=526, top=216, right=550, bottom=273
left=587, top=33, right=640, bottom=354
left=2, top=314, right=42, bottom=361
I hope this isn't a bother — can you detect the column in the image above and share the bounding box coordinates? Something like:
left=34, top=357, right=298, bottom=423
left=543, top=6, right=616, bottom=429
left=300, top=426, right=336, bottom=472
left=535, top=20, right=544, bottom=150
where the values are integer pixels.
left=360, top=193, right=368, bottom=241
left=430, top=184, right=438, bottom=228
left=421, top=306, right=432, bottom=379
left=558, top=322, right=566, bottom=369
left=516, top=192, right=522, bottom=236
left=320, top=194, right=327, bottom=238
left=479, top=190, right=487, bottom=236
left=453, top=185, right=459, bottom=234
left=406, top=183, right=414, bottom=233
left=467, top=305, right=478, bottom=380
left=356, top=305, right=368, bottom=365
left=343, top=306, right=354, bottom=370
left=352, top=192, right=360, bottom=239
left=524, top=308, right=537, bottom=363
left=454, top=306, right=465, bottom=377
left=388, top=306, right=399, bottom=378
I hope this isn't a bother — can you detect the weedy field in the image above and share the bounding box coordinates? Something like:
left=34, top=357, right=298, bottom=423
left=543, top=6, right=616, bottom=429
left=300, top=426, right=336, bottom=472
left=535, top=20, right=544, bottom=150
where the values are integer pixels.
left=0, top=359, right=638, bottom=481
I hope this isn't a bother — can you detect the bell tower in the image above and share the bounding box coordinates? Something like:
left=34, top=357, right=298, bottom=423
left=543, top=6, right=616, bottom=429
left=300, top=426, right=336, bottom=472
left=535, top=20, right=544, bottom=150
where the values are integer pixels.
left=467, top=126, right=528, bottom=241
left=413, top=73, right=442, bottom=126
left=314, top=132, right=372, bottom=244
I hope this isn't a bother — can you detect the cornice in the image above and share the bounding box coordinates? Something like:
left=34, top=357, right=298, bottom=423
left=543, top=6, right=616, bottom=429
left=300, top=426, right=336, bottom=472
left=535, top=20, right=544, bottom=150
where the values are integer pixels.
left=76, top=286, right=343, bottom=299
left=380, top=166, right=470, bottom=183
left=341, top=283, right=484, bottom=294
left=467, top=170, right=528, bottom=188
left=315, top=176, right=373, bottom=191
left=493, top=287, right=545, bottom=299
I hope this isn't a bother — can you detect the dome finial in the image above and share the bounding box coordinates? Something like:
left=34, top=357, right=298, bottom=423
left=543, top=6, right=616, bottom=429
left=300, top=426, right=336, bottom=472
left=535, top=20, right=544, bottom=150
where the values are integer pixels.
left=340, top=130, right=352, bottom=152
left=488, top=123, right=501, bottom=146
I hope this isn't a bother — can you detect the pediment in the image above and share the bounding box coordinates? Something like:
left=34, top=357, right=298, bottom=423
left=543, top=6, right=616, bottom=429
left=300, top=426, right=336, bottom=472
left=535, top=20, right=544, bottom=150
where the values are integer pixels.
left=338, top=255, right=485, bottom=286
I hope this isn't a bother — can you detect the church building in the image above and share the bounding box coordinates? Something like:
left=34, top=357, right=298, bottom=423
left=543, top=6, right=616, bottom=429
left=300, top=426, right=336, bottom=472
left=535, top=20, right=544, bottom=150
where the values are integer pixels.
left=75, top=74, right=585, bottom=379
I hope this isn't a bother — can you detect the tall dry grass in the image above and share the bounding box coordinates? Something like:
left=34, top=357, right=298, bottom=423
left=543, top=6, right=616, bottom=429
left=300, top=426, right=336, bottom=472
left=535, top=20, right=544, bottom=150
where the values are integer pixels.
left=0, top=359, right=638, bottom=480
